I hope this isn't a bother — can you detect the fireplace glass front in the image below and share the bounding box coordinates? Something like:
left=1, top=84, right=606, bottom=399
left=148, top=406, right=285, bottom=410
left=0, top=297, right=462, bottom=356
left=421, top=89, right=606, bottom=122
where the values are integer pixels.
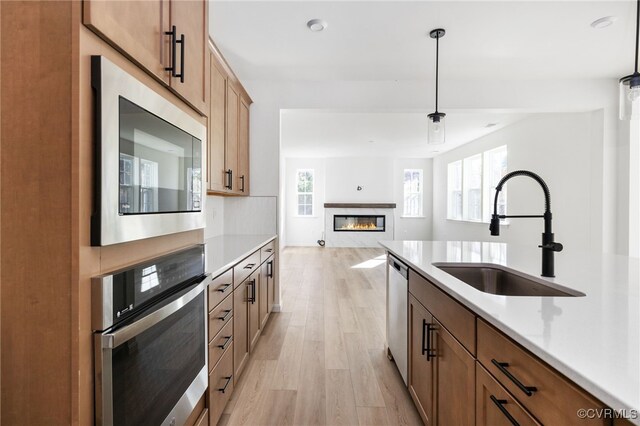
left=333, top=215, right=385, bottom=232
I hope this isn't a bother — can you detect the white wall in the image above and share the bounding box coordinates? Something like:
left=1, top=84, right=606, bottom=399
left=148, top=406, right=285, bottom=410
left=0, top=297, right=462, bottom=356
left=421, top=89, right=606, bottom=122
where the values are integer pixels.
left=432, top=112, right=602, bottom=252
left=284, top=156, right=432, bottom=246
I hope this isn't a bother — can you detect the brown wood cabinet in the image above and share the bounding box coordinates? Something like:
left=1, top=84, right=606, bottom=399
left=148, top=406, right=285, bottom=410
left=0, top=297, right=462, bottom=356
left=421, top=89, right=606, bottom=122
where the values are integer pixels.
left=408, top=295, right=435, bottom=426
left=248, top=272, right=261, bottom=352
left=259, top=257, right=273, bottom=328
left=233, top=278, right=250, bottom=381
left=206, top=42, right=252, bottom=196
left=83, top=0, right=207, bottom=114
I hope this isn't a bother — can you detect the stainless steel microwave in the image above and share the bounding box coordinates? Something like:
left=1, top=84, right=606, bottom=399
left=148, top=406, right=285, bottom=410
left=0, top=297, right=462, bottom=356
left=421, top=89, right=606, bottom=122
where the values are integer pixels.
left=91, top=56, right=206, bottom=246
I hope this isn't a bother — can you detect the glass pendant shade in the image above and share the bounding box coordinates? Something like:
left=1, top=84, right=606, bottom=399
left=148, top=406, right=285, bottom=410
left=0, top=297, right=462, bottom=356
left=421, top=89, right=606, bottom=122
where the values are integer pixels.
left=619, top=74, right=640, bottom=120
left=427, top=114, right=446, bottom=145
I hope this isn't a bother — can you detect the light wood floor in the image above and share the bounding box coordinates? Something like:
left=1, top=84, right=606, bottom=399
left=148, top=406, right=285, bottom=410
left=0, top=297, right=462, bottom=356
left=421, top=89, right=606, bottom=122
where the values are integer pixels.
left=219, top=247, right=422, bottom=426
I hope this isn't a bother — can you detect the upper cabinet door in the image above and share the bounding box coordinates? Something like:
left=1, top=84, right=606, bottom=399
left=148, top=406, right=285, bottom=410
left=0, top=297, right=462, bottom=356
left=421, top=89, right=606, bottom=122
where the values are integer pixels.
left=83, top=0, right=170, bottom=84
left=225, top=83, right=240, bottom=192
left=208, top=51, right=227, bottom=192
left=237, top=97, right=250, bottom=195
left=169, top=0, right=207, bottom=114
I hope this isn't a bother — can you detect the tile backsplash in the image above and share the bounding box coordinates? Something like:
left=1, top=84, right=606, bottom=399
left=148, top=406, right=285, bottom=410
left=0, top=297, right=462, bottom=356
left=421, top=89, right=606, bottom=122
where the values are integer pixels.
left=205, top=195, right=277, bottom=239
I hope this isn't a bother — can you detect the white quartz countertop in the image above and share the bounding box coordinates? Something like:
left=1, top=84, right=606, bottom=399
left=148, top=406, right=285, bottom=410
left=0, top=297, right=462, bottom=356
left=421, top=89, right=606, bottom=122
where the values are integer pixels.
left=205, top=234, right=276, bottom=278
left=380, top=240, right=640, bottom=422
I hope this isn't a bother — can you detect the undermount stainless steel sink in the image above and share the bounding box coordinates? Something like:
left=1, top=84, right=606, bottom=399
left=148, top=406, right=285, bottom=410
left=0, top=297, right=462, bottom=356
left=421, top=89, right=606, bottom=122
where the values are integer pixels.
left=432, top=263, right=585, bottom=297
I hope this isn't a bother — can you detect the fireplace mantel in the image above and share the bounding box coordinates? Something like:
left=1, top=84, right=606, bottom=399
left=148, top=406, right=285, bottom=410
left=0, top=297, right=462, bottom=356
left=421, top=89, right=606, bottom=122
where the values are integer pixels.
left=324, top=203, right=396, bottom=209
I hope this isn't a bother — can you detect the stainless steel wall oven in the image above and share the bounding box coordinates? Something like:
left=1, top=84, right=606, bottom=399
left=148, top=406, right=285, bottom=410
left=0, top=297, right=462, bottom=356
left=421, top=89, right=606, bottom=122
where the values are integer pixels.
left=91, top=56, right=206, bottom=246
left=92, top=245, right=209, bottom=426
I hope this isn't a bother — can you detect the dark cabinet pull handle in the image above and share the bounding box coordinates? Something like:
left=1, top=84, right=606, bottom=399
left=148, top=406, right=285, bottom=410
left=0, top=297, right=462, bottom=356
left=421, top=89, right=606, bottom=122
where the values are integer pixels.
left=248, top=279, right=256, bottom=304
left=240, top=175, right=245, bottom=192
left=265, top=248, right=273, bottom=253
left=216, top=283, right=232, bottom=293
left=490, top=396, right=520, bottom=426
left=421, top=320, right=435, bottom=361
left=217, top=309, right=232, bottom=321
left=267, top=260, right=273, bottom=278
left=225, top=169, right=233, bottom=190
left=217, top=335, right=232, bottom=350
left=164, top=25, right=177, bottom=77
left=243, top=263, right=256, bottom=270
left=176, top=32, right=185, bottom=83
left=491, top=359, right=537, bottom=396
left=218, top=376, right=233, bottom=393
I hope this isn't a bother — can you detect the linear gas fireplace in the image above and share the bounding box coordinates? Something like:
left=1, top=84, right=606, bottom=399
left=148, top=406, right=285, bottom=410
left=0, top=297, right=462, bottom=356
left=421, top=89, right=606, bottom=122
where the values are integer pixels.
left=334, top=215, right=385, bottom=232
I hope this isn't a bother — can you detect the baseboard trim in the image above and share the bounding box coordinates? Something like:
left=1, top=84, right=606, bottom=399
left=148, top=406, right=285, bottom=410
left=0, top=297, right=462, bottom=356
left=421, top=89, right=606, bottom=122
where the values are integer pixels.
left=271, top=303, right=282, bottom=312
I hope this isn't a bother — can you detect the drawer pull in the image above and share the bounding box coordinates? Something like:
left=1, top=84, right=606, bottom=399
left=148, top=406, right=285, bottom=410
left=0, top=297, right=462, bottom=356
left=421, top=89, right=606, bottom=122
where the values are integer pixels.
left=490, top=395, right=520, bottom=426
left=491, top=359, right=537, bottom=397
left=217, top=309, right=232, bottom=322
left=217, top=335, right=232, bottom=350
left=248, top=279, right=256, bottom=304
left=216, top=283, right=232, bottom=293
left=265, top=248, right=273, bottom=252
left=243, top=263, right=256, bottom=270
left=218, top=375, right=233, bottom=393
left=267, top=260, right=273, bottom=278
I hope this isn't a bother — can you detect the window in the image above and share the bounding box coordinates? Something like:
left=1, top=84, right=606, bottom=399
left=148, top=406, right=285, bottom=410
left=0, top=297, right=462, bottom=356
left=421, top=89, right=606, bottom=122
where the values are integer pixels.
left=447, top=146, right=507, bottom=223
left=463, top=154, right=483, bottom=221
left=296, top=169, right=314, bottom=216
left=403, top=169, right=423, bottom=217
left=484, top=146, right=508, bottom=222
left=447, top=161, right=463, bottom=220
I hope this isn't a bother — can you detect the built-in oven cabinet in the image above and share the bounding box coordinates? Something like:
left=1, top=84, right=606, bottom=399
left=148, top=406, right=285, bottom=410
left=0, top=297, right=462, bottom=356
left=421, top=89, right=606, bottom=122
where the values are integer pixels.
left=83, top=0, right=207, bottom=115
left=207, top=41, right=252, bottom=196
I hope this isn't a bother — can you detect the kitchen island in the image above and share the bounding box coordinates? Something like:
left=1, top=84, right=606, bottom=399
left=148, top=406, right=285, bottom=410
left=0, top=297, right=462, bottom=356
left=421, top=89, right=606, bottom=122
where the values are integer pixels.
left=381, top=240, right=639, bottom=425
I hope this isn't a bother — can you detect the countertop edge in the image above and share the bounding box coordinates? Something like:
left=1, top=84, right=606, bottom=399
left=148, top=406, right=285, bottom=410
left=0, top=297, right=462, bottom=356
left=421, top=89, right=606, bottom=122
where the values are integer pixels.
left=381, top=242, right=640, bottom=423
left=206, top=235, right=277, bottom=279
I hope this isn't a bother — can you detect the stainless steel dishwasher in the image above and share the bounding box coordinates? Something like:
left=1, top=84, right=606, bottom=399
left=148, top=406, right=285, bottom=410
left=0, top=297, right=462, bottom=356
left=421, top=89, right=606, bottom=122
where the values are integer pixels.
left=387, top=254, right=408, bottom=385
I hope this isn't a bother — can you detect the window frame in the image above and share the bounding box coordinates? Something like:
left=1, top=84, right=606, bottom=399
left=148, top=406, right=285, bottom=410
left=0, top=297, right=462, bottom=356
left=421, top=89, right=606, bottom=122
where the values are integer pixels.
left=403, top=168, right=424, bottom=217
left=295, top=168, right=314, bottom=217
left=447, top=160, right=463, bottom=220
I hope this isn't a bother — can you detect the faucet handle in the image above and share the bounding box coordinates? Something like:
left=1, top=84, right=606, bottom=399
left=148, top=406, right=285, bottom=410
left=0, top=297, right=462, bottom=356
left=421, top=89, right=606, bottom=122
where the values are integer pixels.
left=538, top=242, right=563, bottom=252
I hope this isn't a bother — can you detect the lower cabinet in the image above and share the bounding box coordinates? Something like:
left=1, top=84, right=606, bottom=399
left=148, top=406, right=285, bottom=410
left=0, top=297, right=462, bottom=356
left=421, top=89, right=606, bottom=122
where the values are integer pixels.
left=233, top=279, right=250, bottom=381
left=209, top=342, right=234, bottom=425
left=408, top=295, right=474, bottom=426
left=259, top=255, right=274, bottom=328
left=248, top=272, right=261, bottom=352
left=476, top=364, right=541, bottom=426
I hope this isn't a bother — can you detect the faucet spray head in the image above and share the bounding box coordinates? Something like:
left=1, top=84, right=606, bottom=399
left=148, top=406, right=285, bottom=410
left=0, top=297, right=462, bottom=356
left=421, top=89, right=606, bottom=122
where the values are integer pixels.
left=489, top=214, right=501, bottom=236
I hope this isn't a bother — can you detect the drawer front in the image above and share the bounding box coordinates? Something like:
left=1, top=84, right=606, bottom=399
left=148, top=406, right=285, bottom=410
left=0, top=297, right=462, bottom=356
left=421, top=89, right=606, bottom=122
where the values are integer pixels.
left=476, top=363, right=541, bottom=426
left=209, top=318, right=233, bottom=372
left=208, top=269, right=233, bottom=312
left=260, top=240, right=275, bottom=263
left=209, top=343, right=234, bottom=426
left=408, top=269, right=476, bottom=354
left=234, top=250, right=260, bottom=288
left=477, top=319, right=609, bottom=426
left=208, top=293, right=233, bottom=340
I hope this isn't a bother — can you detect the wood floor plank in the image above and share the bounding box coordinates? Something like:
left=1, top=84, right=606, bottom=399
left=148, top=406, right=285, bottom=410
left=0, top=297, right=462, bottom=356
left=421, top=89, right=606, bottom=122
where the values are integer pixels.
left=324, top=314, right=349, bottom=369
left=271, top=325, right=305, bottom=390
left=325, top=369, right=360, bottom=426
left=252, top=312, right=292, bottom=360
left=293, top=340, right=326, bottom=425
left=356, top=406, right=391, bottom=426
left=254, top=390, right=298, bottom=426
left=226, top=359, right=278, bottom=426
left=344, top=332, right=386, bottom=408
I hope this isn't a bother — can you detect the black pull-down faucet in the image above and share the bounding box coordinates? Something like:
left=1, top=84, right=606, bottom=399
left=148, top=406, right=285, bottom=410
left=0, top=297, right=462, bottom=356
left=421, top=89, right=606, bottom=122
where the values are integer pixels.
left=489, top=170, right=563, bottom=278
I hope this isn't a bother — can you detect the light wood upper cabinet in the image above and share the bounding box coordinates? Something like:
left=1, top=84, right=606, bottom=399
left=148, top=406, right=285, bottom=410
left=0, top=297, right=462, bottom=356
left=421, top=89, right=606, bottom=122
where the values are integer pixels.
left=238, top=97, right=250, bottom=194
left=169, top=0, right=207, bottom=113
left=83, top=0, right=207, bottom=115
left=208, top=53, right=227, bottom=192
left=225, top=83, right=240, bottom=193
left=83, top=0, right=170, bottom=85
left=207, top=41, right=252, bottom=196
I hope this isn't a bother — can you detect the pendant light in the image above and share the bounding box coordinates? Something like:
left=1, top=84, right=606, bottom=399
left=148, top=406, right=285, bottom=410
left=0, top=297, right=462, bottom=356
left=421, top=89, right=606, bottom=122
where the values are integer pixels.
left=620, top=0, right=640, bottom=120
left=428, top=28, right=446, bottom=145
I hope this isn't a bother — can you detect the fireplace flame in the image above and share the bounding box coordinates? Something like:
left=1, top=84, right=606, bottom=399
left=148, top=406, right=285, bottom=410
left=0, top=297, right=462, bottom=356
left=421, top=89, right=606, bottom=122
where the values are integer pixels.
left=339, top=222, right=378, bottom=230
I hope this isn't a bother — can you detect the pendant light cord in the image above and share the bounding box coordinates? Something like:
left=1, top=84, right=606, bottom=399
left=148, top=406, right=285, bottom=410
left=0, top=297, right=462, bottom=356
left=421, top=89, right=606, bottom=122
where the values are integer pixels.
left=435, top=34, right=440, bottom=112
left=635, top=0, right=639, bottom=73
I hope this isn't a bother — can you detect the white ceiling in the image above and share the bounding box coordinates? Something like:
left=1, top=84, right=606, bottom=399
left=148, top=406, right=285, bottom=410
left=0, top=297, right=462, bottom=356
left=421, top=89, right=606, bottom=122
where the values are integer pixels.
left=210, top=1, right=637, bottom=82
left=280, top=110, right=530, bottom=158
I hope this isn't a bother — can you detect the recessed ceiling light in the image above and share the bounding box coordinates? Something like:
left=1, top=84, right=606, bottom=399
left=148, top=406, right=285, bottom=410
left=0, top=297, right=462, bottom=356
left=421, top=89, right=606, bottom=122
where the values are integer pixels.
left=307, top=19, right=328, bottom=32
left=485, top=123, right=498, bottom=128
left=368, top=140, right=375, bottom=143
left=590, top=16, right=617, bottom=29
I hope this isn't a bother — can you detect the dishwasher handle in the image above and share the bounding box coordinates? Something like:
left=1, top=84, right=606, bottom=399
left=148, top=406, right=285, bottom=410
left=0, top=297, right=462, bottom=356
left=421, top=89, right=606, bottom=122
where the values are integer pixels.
left=388, top=255, right=408, bottom=279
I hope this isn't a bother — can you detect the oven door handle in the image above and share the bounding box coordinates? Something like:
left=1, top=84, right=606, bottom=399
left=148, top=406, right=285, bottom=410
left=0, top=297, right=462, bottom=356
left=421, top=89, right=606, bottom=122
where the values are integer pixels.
left=102, top=277, right=208, bottom=349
